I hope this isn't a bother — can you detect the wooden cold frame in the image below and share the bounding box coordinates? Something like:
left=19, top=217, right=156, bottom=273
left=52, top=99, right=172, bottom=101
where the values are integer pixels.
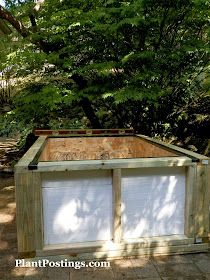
left=38, top=136, right=179, bottom=161
left=15, top=133, right=210, bottom=258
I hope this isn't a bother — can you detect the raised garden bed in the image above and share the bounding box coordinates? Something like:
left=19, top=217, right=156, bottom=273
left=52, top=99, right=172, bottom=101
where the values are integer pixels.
left=15, top=129, right=210, bottom=259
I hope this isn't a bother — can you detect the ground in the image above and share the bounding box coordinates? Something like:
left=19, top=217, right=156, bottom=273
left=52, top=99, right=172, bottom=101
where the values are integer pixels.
left=0, top=137, right=18, bottom=173
left=1, top=175, right=210, bottom=280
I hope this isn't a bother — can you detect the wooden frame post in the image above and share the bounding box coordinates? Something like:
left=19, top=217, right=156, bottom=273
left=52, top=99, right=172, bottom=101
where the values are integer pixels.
left=15, top=171, right=36, bottom=257
left=208, top=165, right=210, bottom=240
left=113, top=169, right=122, bottom=243
left=33, top=172, right=43, bottom=251
left=185, top=164, right=196, bottom=238
left=194, top=164, right=209, bottom=239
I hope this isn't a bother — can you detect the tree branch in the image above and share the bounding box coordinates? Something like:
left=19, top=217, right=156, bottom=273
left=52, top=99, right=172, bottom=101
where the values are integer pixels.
left=0, top=4, right=29, bottom=37
left=0, top=4, right=52, bottom=53
left=29, top=13, right=37, bottom=32
left=155, top=6, right=169, bottom=51
left=0, top=2, right=102, bottom=128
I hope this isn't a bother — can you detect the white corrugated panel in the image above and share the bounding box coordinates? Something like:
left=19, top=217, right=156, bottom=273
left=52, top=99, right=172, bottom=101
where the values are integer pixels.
left=42, top=170, right=112, bottom=245
left=121, top=167, right=186, bottom=239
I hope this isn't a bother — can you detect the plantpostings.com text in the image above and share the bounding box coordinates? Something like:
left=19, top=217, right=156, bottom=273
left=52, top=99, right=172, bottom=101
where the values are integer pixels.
left=15, top=259, right=110, bottom=269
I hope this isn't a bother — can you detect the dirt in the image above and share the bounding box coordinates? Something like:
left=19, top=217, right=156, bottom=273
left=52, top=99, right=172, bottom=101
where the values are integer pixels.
left=0, top=138, right=19, bottom=173
left=0, top=175, right=18, bottom=279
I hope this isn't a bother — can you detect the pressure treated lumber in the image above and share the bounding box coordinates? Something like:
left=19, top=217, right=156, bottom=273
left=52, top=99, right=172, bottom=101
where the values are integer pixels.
left=36, top=157, right=192, bottom=172
left=39, top=136, right=178, bottom=161
left=113, top=169, right=122, bottom=243
left=34, top=128, right=134, bottom=136
left=137, top=134, right=209, bottom=161
left=15, top=136, right=46, bottom=171
left=33, top=172, right=43, bottom=250
left=15, top=132, right=210, bottom=259
left=184, top=165, right=196, bottom=238
left=194, top=165, right=209, bottom=238
left=36, top=242, right=208, bottom=259
left=15, top=171, right=36, bottom=253
left=208, top=165, right=210, bottom=238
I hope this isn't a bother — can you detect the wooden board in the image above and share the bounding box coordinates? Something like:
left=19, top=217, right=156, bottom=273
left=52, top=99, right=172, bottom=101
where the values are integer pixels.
left=184, top=165, right=196, bottom=238
left=113, top=169, right=122, bottom=243
left=36, top=241, right=208, bottom=259
left=39, top=136, right=179, bottom=161
left=37, top=157, right=192, bottom=172
left=33, top=172, right=43, bottom=250
left=34, top=128, right=134, bottom=136
left=208, top=165, right=210, bottom=238
left=15, top=136, right=47, bottom=171
left=15, top=172, right=36, bottom=253
left=137, top=135, right=209, bottom=161
left=194, top=165, right=209, bottom=238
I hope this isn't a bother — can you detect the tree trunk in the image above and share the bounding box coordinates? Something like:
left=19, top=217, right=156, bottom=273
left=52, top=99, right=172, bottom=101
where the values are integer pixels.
left=80, top=98, right=102, bottom=129
left=0, top=4, right=102, bottom=129
left=70, top=74, right=102, bottom=128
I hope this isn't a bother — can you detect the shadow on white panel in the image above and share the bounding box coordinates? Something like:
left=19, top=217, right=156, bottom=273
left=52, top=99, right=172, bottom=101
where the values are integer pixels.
left=122, top=167, right=185, bottom=239
left=42, top=171, right=112, bottom=245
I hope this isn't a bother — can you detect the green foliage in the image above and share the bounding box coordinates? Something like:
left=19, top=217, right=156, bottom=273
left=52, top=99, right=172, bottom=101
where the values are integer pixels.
left=0, top=0, right=209, bottom=154
left=4, top=0, right=209, bottom=103
left=14, top=84, right=62, bottom=121
left=0, top=110, right=31, bottom=137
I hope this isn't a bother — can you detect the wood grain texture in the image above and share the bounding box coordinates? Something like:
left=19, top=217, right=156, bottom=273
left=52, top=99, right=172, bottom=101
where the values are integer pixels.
left=37, top=157, right=192, bottom=172
left=137, top=134, right=209, bottom=161
left=15, top=133, right=210, bottom=257
left=34, top=128, right=134, bottom=136
left=194, top=165, right=209, bottom=238
left=36, top=242, right=207, bottom=259
left=15, top=171, right=35, bottom=252
left=42, top=237, right=194, bottom=257
left=41, top=234, right=194, bottom=253
left=15, top=136, right=47, bottom=171
left=184, top=165, right=196, bottom=238
left=113, top=169, right=122, bottom=243
left=34, top=172, right=43, bottom=250
left=39, top=136, right=178, bottom=161
left=207, top=165, right=210, bottom=238
left=207, top=165, right=210, bottom=237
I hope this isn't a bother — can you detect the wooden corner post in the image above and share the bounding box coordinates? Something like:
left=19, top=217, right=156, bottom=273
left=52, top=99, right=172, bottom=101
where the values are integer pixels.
left=15, top=171, right=35, bottom=256
left=15, top=170, right=43, bottom=257
left=194, top=163, right=210, bottom=240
